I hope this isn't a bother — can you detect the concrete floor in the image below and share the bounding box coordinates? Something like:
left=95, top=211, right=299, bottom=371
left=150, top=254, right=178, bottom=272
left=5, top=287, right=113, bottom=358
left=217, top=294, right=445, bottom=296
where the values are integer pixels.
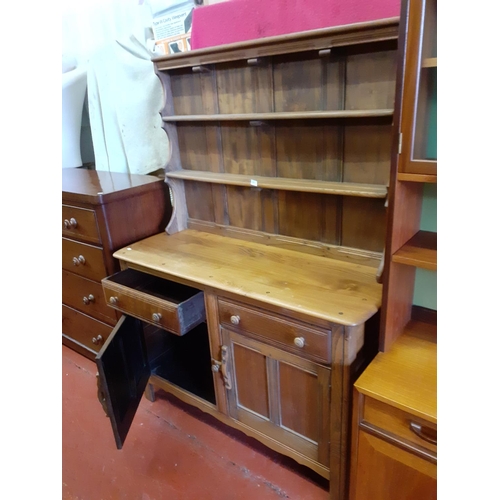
left=62, top=345, right=329, bottom=499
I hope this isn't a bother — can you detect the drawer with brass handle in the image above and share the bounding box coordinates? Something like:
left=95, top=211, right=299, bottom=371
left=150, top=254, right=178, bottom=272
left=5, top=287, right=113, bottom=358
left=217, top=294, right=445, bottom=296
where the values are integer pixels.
left=62, top=205, right=101, bottom=244
left=62, top=238, right=108, bottom=281
left=362, top=396, right=437, bottom=455
left=102, top=268, right=205, bottom=336
left=218, top=299, right=333, bottom=364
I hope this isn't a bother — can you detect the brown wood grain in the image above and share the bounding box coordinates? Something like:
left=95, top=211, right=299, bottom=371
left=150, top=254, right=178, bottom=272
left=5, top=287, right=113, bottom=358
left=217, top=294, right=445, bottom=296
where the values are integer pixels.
left=113, top=230, right=383, bottom=326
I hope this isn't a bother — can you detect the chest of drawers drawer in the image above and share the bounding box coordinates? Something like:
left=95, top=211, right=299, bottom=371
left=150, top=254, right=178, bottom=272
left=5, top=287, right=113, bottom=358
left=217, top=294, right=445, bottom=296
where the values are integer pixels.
left=62, top=205, right=101, bottom=244
left=102, top=268, right=206, bottom=336
left=218, top=299, right=332, bottom=364
left=62, top=237, right=108, bottom=281
left=62, top=304, right=114, bottom=353
left=62, top=270, right=117, bottom=324
left=362, top=396, right=437, bottom=456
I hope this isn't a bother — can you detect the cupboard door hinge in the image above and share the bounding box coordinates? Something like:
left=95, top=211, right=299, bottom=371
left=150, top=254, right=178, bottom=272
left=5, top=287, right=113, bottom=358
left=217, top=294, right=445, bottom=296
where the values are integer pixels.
left=398, top=133, right=403, bottom=155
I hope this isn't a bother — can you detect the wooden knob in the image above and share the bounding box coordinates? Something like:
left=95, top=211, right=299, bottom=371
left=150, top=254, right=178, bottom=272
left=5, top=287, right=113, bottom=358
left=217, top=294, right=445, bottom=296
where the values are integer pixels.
left=83, top=294, right=95, bottom=305
left=152, top=312, right=162, bottom=322
left=230, top=315, right=240, bottom=325
left=293, top=337, right=305, bottom=348
left=92, top=335, right=103, bottom=345
left=109, top=296, right=118, bottom=305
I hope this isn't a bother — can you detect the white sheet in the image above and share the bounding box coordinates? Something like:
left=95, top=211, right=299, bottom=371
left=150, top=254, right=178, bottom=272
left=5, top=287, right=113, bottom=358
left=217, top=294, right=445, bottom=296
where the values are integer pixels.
left=87, top=35, right=169, bottom=175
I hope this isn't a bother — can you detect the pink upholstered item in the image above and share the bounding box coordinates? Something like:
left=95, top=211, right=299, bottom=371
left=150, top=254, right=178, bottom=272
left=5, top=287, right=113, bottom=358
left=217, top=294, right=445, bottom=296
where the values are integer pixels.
left=191, top=0, right=401, bottom=49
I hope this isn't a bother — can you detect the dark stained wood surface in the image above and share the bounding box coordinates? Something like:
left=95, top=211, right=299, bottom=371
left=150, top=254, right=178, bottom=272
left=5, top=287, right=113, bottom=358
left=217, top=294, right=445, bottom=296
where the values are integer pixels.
left=62, top=169, right=166, bottom=205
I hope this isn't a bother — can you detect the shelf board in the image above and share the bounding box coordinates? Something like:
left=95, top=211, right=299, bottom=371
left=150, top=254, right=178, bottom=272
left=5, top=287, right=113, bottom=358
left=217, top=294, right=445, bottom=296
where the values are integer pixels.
left=162, top=109, right=394, bottom=123
left=166, top=170, right=388, bottom=198
left=422, top=57, right=437, bottom=68
left=392, top=230, right=437, bottom=270
left=397, top=172, right=437, bottom=183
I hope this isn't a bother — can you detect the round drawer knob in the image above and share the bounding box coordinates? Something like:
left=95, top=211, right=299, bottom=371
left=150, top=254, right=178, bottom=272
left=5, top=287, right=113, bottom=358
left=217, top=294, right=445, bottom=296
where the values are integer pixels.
left=293, top=337, right=305, bottom=348
left=92, top=335, right=103, bottom=345
left=83, top=294, right=95, bottom=305
left=64, top=218, right=78, bottom=229
left=152, top=312, right=162, bottom=322
left=109, top=296, right=118, bottom=305
left=72, top=255, right=86, bottom=266
left=230, top=315, right=240, bottom=325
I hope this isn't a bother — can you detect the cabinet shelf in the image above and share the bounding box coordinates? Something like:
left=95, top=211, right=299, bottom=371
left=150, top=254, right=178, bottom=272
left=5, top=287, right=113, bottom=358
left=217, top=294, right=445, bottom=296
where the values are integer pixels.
left=397, top=172, right=437, bottom=183
left=166, top=170, right=388, bottom=198
left=162, top=109, right=394, bottom=123
left=392, top=230, right=437, bottom=270
left=422, top=57, right=437, bottom=68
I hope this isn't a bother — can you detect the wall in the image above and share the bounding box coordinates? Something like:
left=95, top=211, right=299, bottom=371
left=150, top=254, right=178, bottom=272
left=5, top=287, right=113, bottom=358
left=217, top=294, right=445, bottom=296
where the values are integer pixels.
left=413, top=183, right=437, bottom=310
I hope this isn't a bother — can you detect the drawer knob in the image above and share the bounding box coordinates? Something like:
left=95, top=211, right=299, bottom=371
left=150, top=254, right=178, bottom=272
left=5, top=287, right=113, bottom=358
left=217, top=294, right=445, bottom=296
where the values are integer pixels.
left=152, top=312, right=162, bottom=322
left=230, top=315, right=240, bottom=325
left=92, top=335, right=103, bottom=345
left=83, top=294, right=95, bottom=305
left=64, top=218, right=78, bottom=229
left=109, top=296, right=118, bottom=305
left=293, top=337, right=305, bottom=348
left=72, top=255, right=86, bottom=266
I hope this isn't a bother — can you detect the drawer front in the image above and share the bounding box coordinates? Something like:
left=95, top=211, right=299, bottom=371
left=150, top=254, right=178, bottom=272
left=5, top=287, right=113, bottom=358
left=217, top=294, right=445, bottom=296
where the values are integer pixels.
left=62, top=238, right=108, bottom=281
left=62, top=304, right=113, bottom=353
left=62, top=270, right=117, bottom=324
left=62, top=205, right=101, bottom=244
left=218, top=299, right=331, bottom=364
left=363, top=396, right=437, bottom=455
left=102, top=271, right=205, bottom=336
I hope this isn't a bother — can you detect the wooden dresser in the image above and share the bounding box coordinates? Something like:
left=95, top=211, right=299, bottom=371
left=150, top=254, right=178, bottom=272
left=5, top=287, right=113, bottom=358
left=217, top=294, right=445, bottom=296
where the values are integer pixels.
left=93, top=18, right=401, bottom=500
left=62, top=169, right=169, bottom=360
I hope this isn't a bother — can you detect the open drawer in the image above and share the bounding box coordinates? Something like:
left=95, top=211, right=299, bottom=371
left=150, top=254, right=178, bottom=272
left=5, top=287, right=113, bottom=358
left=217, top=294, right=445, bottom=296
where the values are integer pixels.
left=102, top=268, right=205, bottom=335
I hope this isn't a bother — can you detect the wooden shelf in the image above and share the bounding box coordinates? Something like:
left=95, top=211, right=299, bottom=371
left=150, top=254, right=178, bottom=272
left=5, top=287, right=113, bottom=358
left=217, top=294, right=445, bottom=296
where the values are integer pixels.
left=397, top=172, right=436, bottom=183
left=392, top=230, right=437, bottom=270
left=166, top=170, right=388, bottom=198
left=163, top=109, right=394, bottom=123
left=422, top=57, right=437, bottom=68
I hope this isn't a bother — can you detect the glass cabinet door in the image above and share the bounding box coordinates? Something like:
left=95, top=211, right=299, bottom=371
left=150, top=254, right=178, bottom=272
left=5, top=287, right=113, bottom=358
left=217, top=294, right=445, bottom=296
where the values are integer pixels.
left=400, top=0, right=437, bottom=177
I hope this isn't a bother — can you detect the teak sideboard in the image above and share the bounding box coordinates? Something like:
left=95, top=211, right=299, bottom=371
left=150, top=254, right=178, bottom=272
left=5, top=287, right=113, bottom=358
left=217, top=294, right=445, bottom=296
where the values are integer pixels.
left=92, top=18, right=400, bottom=500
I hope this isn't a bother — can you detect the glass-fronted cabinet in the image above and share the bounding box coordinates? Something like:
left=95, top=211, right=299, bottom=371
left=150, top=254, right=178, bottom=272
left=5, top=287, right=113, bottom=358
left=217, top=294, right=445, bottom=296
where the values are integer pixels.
left=399, top=0, right=437, bottom=179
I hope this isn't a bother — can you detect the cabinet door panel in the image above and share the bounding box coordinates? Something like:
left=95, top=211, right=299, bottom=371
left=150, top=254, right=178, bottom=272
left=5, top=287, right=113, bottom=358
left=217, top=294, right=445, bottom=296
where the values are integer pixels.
left=352, top=430, right=437, bottom=500
left=279, top=362, right=321, bottom=442
left=223, top=328, right=330, bottom=466
left=233, top=343, right=270, bottom=418
left=96, top=315, right=151, bottom=450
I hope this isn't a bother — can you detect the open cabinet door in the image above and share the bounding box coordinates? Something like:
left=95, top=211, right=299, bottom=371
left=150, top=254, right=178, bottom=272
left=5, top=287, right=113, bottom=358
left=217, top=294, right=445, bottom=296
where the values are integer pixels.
left=96, top=315, right=151, bottom=449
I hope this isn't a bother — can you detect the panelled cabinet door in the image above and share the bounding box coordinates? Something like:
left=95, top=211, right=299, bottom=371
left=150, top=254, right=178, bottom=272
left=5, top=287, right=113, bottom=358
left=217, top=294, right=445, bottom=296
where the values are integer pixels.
left=221, top=328, right=330, bottom=466
left=96, top=315, right=151, bottom=449
left=352, top=430, right=437, bottom=500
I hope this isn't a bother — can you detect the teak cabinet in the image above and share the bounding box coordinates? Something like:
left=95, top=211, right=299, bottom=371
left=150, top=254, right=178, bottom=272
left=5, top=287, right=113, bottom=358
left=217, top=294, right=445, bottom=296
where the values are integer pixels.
left=62, top=169, right=169, bottom=359
left=93, top=18, right=401, bottom=500
left=349, top=1, right=437, bottom=498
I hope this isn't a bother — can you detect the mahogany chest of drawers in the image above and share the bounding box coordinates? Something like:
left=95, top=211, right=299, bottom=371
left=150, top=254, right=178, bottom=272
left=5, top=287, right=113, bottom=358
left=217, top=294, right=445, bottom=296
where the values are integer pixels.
left=62, top=169, right=169, bottom=359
